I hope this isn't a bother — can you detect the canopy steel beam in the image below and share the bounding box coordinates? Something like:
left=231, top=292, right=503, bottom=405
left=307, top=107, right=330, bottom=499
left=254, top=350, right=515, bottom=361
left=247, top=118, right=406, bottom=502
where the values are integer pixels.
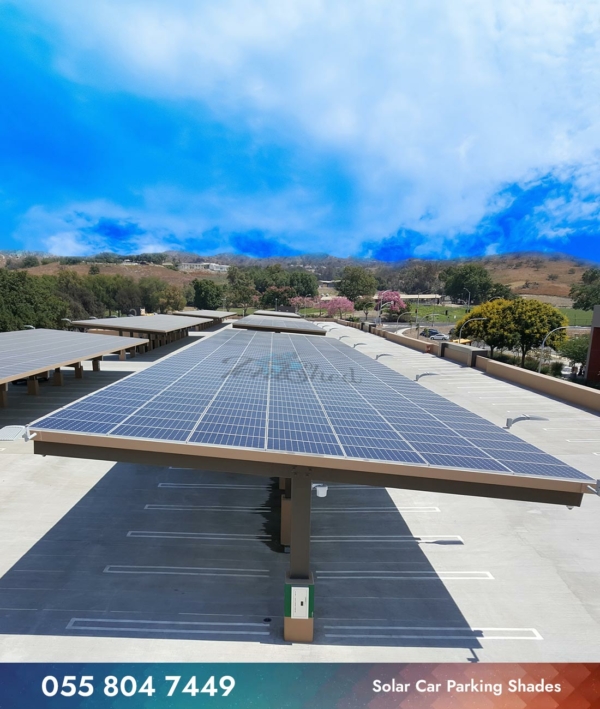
left=34, top=440, right=585, bottom=507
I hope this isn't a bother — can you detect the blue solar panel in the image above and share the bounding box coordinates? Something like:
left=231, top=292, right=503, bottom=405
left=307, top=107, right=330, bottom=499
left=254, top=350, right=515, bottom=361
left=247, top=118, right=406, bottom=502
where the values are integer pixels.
left=30, top=329, right=594, bottom=483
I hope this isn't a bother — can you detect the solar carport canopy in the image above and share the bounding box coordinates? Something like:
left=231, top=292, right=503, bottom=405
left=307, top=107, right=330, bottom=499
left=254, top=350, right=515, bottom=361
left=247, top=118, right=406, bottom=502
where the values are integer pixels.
left=172, top=310, right=235, bottom=320
left=253, top=310, right=302, bottom=318
left=30, top=329, right=594, bottom=506
left=233, top=315, right=325, bottom=335
left=70, top=314, right=208, bottom=333
left=0, top=329, right=148, bottom=385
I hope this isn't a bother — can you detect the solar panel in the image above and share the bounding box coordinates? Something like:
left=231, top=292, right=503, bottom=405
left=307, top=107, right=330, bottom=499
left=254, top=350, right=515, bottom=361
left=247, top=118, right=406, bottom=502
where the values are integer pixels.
left=30, top=329, right=594, bottom=489
left=71, top=314, right=208, bottom=333
left=253, top=310, right=302, bottom=318
left=172, top=310, right=236, bottom=319
left=233, top=316, right=325, bottom=335
left=0, top=329, right=148, bottom=385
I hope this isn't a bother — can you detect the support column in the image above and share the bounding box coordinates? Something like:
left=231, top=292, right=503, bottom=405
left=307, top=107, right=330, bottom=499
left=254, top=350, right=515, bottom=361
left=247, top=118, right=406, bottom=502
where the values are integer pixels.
left=0, top=382, right=7, bottom=408
left=53, top=368, right=64, bottom=386
left=92, top=358, right=101, bottom=372
left=74, top=363, right=83, bottom=379
left=128, top=347, right=136, bottom=359
left=280, top=478, right=291, bottom=547
left=284, top=473, right=314, bottom=643
left=27, top=376, right=40, bottom=395
left=119, top=350, right=126, bottom=361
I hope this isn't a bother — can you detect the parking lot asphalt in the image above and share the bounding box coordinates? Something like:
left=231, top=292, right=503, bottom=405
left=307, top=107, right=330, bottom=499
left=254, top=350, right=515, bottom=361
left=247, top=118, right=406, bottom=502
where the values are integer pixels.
left=0, top=324, right=598, bottom=661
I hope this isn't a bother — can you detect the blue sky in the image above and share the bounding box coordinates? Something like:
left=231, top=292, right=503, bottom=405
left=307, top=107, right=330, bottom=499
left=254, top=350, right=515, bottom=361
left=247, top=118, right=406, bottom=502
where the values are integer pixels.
left=1, top=1, right=600, bottom=261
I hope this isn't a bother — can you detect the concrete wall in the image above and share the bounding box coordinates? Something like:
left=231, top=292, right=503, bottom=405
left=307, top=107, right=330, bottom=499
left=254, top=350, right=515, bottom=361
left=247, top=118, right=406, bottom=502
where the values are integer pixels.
left=383, top=330, right=441, bottom=355
left=335, top=318, right=600, bottom=412
left=482, top=358, right=600, bottom=412
left=585, top=305, right=600, bottom=383
left=441, top=342, right=488, bottom=367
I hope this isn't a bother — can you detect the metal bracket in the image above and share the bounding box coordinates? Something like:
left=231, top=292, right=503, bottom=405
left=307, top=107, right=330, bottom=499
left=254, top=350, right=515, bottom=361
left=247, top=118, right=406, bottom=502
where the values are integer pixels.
left=505, top=415, right=549, bottom=430
left=415, top=372, right=439, bottom=382
left=587, top=481, right=600, bottom=496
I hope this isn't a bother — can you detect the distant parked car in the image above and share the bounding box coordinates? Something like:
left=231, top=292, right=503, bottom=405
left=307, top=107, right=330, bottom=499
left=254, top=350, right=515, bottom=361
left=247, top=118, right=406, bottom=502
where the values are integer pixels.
left=430, top=333, right=450, bottom=341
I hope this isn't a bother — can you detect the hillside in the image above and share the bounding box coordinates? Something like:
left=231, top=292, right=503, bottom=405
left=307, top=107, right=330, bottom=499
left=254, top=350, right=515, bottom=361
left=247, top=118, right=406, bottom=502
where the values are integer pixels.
left=18, top=262, right=224, bottom=287
left=479, top=254, right=588, bottom=300
left=1, top=251, right=593, bottom=302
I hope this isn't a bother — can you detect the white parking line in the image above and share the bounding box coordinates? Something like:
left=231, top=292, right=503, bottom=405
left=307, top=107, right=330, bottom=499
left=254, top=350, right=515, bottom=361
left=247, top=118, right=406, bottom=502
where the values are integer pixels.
left=316, top=570, right=493, bottom=580
left=313, top=507, right=440, bottom=513
left=127, top=531, right=271, bottom=541
left=311, top=535, right=463, bottom=543
left=323, top=626, right=542, bottom=640
left=67, top=617, right=271, bottom=635
left=159, top=482, right=270, bottom=489
left=144, top=504, right=270, bottom=512
left=104, top=565, right=269, bottom=578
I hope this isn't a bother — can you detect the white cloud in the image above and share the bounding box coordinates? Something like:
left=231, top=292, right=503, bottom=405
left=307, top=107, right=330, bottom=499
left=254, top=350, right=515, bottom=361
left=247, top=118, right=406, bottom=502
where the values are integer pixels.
left=14, top=187, right=335, bottom=255
left=14, top=0, right=600, bottom=251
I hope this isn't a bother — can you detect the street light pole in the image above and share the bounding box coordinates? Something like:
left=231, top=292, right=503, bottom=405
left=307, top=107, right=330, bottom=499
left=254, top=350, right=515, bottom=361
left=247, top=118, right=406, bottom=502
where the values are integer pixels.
left=458, top=317, right=487, bottom=343
left=463, top=288, right=471, bottom=312
left=537, top=325, right=589, bottom=373
left=377, top=301, right=395, bottom=325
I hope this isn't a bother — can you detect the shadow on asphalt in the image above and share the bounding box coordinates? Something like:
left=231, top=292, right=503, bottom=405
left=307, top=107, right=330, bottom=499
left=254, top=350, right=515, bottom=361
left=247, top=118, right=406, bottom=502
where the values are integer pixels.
left=0, top=463, right=481, bottom=650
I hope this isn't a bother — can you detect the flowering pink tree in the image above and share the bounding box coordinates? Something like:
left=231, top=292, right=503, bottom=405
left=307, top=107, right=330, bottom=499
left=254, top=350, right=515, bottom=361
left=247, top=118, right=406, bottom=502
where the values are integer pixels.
left=290, top=296, right=315, bottom=314
left=326, top=297, right=355, bottom=319
left=378, top=290, right=407, bottom=314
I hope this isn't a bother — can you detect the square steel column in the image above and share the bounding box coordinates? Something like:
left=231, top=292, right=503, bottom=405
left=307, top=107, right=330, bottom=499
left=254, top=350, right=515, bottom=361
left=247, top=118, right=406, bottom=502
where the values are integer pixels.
left=284, top=473, right=314, bottom=643
left=0, top=383, right=7, bottom=408
left=27, top=377, right=40, bottom=395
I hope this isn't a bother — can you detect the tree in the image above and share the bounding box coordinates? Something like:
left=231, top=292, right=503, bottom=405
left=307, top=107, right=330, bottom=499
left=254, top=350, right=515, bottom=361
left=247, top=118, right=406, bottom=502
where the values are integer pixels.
left=488, top=282, right=514, bottom=300
left=326, top=297, right=355, bottom=319
left=354, top=296, right=374, bottom=320
left=193, top=279, right=223, bottom=310
left=454, top=299, right=512, bottom=356
left=377, top=290, right=407, bottom=320
left=289, top=271, right=318, bottom=298
left=227, top=267, right=259, bottom=315
left=290, top=296, right=315, bottom=314
left=455, top=298, right=568, bottom=365
left=138, top=276, right=183, bottom=313
left=55, top=270, right=105, bottom=319
left=21, top=255, right=40, bottom=269
left=439, top=263, right=495, bottom=304
left=88, top=264, right=100, bottom=275
left=337, top=266, right=377, bottom=302
left=260, top=285, right=295, bottom=309
left=503, top=299, right=568, bottom=367
left=570, top=268, right=600, bottom=310
left=557, top=335, right=590, bottom=365
left=0, top=270, right=68, bottom=331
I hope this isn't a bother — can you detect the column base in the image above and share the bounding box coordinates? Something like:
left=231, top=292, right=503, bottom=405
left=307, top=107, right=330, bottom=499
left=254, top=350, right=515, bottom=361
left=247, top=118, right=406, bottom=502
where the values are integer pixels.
left=283, top=617, right=314, bottom=643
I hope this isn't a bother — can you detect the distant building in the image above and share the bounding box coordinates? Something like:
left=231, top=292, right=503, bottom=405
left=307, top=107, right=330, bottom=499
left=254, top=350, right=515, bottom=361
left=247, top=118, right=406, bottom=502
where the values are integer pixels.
left=180, top=262, right=230, bottom=273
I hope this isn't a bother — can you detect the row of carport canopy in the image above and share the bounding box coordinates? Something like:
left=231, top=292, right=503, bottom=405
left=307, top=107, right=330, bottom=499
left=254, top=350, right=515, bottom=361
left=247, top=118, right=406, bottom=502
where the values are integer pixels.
left=0, top=310, right=235, bottom=407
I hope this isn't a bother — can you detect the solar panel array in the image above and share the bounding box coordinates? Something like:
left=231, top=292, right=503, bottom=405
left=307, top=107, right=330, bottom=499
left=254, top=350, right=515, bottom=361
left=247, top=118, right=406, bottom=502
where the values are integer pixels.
left=233, top=316, right=325, bottom=335
left=172, top=310, right=236, bottom=320
left=71, top=314, right=207, bottom=333
left=252, top=310, right=302, bottom=318
left=0, top=329, right=148, bottom=384
left=31, top=329, right=593, bottom=483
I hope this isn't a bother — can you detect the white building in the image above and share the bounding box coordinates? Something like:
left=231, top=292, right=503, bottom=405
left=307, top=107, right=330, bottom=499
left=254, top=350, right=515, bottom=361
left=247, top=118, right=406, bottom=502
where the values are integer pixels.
left=180, top=262, right=230, bottom=273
